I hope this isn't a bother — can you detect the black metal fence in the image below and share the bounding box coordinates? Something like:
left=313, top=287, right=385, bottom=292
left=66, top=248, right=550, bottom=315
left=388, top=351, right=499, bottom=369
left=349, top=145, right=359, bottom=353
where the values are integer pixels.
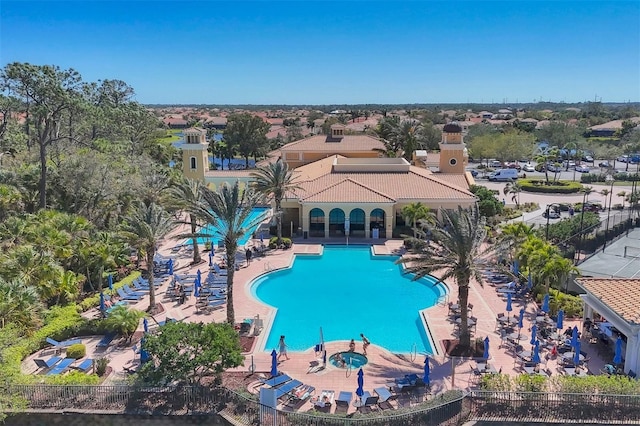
left=468, top=390, right=640, bottom=424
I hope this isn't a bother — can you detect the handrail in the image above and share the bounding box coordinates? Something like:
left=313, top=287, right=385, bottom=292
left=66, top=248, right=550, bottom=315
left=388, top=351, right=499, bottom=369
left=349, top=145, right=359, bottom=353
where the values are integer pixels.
left=410, top=343, right=417, bottom=362
left=345, top=359, right=353, bottom=378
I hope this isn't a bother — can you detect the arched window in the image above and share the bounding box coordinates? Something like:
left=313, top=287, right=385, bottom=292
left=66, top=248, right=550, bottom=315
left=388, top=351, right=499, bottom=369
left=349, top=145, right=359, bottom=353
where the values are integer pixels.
left=328, top=208, right=345, bottom=237
left=190, top=157, right=197, bottom=170
left=349, top=208, right=366, bottom=237
left=370, top=208, right=386, bottom=238
left=309, top=208, right=325, bottom=237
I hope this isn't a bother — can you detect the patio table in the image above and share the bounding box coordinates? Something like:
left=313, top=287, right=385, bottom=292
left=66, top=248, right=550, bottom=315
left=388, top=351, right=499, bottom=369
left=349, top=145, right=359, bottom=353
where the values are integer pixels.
left=476, top=363, right=498, bottom=374
left=455, top=318, right=476, bottom=326
left=518, top=350, right=532, bottom=361
left=561, top=352, right=585, bottom=362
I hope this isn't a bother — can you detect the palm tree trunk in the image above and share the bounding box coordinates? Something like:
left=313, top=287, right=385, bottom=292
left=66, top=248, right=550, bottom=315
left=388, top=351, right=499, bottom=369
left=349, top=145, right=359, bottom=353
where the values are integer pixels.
left=458, top=283, right=471, bottom=347
left=275, top=201, right=283, bottom=243
left=146, top=250, right=156, bottom=311
left=190, top=214, right=201, bottom=264
left=225, top=244, right=236, bottom=325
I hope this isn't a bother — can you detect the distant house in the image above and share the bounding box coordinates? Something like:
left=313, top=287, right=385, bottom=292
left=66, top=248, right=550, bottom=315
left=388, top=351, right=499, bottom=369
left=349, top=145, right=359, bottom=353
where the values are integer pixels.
left=163, top=116, right=188, bottom=129
left=204, top=117, right=228, bottom=130
left=589, top=118, right=640, bottom=138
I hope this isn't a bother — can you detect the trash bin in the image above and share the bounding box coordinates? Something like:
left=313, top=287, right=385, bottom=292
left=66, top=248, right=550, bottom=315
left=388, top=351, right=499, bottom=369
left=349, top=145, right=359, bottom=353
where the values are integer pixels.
left=303, top=231, right=308, bottom=239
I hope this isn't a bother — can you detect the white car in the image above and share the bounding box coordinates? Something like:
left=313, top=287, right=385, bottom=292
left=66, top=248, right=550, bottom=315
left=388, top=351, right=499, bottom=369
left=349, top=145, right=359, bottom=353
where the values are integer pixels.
left=576, top=165, right=590, bottom=173
left=523, top=164, right=535, bottom=172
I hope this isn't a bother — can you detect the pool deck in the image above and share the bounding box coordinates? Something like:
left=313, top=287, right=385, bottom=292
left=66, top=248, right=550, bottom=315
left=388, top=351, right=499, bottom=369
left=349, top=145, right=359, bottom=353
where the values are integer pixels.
left=23, top=233, right=604, bottom=415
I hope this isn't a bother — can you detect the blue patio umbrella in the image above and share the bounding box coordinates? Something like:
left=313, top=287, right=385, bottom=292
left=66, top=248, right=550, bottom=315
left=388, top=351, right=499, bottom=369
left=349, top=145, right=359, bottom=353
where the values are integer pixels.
left=270, top=349, right=278, bottom=377
left=518, top=308, right=525, bottom=330
left=423, top=356, right=431, bottom=387
left=512, top=259, right=519, bottom=276
left=532, top=340, right=541, bottom=364
left=209, top=250, right=214, bottom=267
left=556, top=310, right=564, bottom=330
left=167, top=259, right=173, bottom=276
left=197, top=269, right=202, bottom=281
left=573, top=341, right=581, bottom=365
left=506, top=293, right=513, bottom=317
left=322, top=349, right=327, bottom=366
left=107, top=274, right=113, bottom=290
left=140, top=338, right=150, bottom=364
left=527, top=271, right=533, bottom=290
left=259, top=232, right=264, bottom=245
left=530, top=324, right=538, bottom=345
left=541, top=293, right=550, bottom=313
left=613, top=337, right=623, bottom=365
left=571, top=326, right=579, bottom=348
left=483, top=336, right=490, bottom=360
left=99, top=292, right=105, bottom=312
left=356, top=368, right=364, bottom=398
left=143, top=318, right=149, bottom=334
left=194, top=280, right=200, bottom=298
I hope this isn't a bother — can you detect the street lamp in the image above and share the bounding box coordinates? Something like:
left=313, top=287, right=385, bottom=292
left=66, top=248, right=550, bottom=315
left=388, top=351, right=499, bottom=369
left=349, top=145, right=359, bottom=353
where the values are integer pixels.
left=574, top=189, right=590, bottom=265
left=545, top=205, right=552, bottom=241
left=603, top=175, right=615, bottom=252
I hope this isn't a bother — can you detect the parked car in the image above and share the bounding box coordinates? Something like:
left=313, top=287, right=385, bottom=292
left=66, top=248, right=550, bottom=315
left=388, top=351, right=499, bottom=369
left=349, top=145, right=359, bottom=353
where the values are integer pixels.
left=580, top=202, right=603, bottom=212
left=488, top=168, right=518, bottom=182
left=599, top=161, right=610, bottom=168
left=506, top=162, right=522, bottom=171
left=562, top=160, right=576, bottom=169
left=582, top=155, right=594, bottom=162
left=469, top=169, right=479, bottom=177
left=576, top=165, right=590, bottom=173
left=523, top=164, right=535, bottom=172
left=547, top=164, right=562, bottom=172
left=618, top=156, right=629, bottom=163
left=543, top=209, right=561, bottom=219
left=489, top=160, right=503, bottom=168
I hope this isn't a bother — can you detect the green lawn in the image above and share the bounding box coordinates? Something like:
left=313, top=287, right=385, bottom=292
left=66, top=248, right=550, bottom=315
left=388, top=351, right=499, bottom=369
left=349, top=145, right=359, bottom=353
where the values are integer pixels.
left=158, top=129, right=183, bottom=144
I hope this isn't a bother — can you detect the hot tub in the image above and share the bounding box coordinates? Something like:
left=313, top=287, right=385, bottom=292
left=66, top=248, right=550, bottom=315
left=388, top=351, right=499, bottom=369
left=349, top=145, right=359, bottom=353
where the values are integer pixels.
left=328, top=351, right=368, bottom=369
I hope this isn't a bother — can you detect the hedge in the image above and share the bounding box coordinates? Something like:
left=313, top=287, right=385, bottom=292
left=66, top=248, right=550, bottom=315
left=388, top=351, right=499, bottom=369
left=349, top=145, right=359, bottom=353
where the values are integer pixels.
left=581, top=172, right=640, bottom=184
left=77, top=271, right=141, bottom=313
left=519, top=179, right=583, bottom=194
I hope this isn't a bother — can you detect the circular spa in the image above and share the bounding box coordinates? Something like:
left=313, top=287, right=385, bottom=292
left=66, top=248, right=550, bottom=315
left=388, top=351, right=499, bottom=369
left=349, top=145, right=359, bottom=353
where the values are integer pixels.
left=329, top=352, right=368, bottom=369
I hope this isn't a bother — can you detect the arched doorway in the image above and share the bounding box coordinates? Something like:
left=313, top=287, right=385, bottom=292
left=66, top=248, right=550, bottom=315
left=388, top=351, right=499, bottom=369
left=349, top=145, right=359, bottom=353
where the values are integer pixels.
left=370, top=208, right=386, bottom=238
left=349, top=208, right=365, bottom=238
left=309, top=208, right=325, bottom=237
left=329, top=208, right=346, bottom=237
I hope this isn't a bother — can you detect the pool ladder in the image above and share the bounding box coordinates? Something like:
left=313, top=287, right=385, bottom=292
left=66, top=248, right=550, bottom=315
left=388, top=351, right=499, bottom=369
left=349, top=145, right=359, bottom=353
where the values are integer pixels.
left=345, top=360, right=353, bottom=378
left=410, top=343, right=417, bottom=362
left=263, top=262, right=272, bottom=271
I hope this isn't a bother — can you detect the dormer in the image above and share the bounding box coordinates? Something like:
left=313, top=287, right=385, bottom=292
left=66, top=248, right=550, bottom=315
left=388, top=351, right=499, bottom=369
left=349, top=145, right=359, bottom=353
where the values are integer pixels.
left=328, top=124, right=346, bottom=141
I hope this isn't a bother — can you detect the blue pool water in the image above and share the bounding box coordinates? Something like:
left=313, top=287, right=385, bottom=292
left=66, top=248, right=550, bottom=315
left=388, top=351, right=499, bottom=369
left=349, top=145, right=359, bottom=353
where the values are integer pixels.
left=253, top=246, right=445, bottom=354
left=188, top=207, right=269, bottom=246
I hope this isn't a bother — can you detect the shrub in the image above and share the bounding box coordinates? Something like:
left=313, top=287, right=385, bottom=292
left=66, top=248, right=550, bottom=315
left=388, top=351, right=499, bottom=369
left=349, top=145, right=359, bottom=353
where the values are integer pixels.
left=44, top=370, right=99, bottom=385
left=519, top=179, right=583, bottom=194
left=268, top=236, right=292, bottom=249
left=96, top=358, right=109, bottom=377
left=66, top=343, right=86, bottom=359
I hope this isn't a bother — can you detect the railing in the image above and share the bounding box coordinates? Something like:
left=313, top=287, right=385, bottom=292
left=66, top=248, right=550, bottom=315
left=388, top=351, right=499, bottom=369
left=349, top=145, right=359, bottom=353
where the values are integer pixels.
left=468, top=390, right=640, bottom=424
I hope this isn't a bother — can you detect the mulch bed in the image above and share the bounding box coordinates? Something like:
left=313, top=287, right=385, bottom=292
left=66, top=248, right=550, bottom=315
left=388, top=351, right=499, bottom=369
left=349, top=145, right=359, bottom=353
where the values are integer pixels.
left=240, top=336, right=256, bottom=353
left=443, top=339, right=485, bottom=357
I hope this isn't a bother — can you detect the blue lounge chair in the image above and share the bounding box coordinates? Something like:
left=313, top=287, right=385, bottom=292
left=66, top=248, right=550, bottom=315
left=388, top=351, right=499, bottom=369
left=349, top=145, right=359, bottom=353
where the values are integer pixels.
left=212, top=264, right=228, bottom=276
left=47, top=358, right=76, bottom=375
left=46, top=337, right=82, bottom=352
left=75, top=358, right=94, bottom=373
left=122, top=285, right=145, bottom=297
left=34, top=356, right=62, bottom=369
left=335, top=391, right=352, bottom=413
left=97, top=332, right=116, bottom=349
left=117, top=288, right=142, bottom=301
left=274, top=380, right=303, bottom=399
left=206, top=300, right=225, bottom=310
left=261, top=374, right=292, bottom=387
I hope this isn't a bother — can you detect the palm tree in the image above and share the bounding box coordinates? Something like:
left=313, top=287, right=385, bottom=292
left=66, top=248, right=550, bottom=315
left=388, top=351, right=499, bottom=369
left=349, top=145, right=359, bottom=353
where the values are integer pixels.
left=0, top=278, right=44, bottom=331
left=167, top=178, right=204, bottom=264
left=600, top=188, right=610, bottom=210
left=401, top=202, right=432, bottom=238
left=617, top=191, right=627, bottom=210
left=189, top=181, right=260, bottom=325
left=121, top=202, right=176, bottom=312
left=103, top=305, right=145, bottom=342
left=503, top=182, right=522, bottom=208
left=250, top=160, right=301, bottom=244
left=398, top=206, right=491, bottom=348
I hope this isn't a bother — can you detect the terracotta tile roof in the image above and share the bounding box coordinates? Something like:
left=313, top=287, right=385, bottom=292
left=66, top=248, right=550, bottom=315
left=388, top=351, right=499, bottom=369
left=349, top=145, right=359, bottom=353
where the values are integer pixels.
left=292, top=155, right=344, bottom=182
left=433, top=173, right=471, bottom=190
left=280, top=134, right=386, bottom=152
left=577, top=277, right=640, bottom=324
left=295, top=168, right=476, bottom=203
left=301, top=178, right=395, bottom=203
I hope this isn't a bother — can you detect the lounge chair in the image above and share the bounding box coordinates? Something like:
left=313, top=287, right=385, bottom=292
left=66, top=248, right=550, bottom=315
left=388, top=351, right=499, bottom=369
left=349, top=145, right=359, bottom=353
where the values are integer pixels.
left=117, top=287, right=143, bottom=301
left=122, top=285, right=146, bottom=297
left=375, top=387, right=397, bottom=410
left=34, top=356, right=62, bottom=370
left=75, top=358, right=94, bottom=373
left=46, top=337, right=82, bottom=353
left=47, top=358, right=76, bottom=375
left=313, top=390, right=335, bottom=410
left=212, top=264, right=228, bottom=276
left=274, top=380, right=303, bottom=399
left=335, top=391, right=352, bottom=414
left=357, top=392, right=380, bottom=413
left=96, top=332, right=117, bottom=349
left=261, top=374, right=292, bottom=388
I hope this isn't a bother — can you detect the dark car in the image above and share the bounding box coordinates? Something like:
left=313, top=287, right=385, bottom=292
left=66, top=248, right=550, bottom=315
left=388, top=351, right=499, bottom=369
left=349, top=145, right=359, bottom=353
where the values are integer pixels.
left=599, top=161, right=610, bottom=168
left=469, top=169, right=479, bottom=177
left=582, top=202, right=603, bottom=212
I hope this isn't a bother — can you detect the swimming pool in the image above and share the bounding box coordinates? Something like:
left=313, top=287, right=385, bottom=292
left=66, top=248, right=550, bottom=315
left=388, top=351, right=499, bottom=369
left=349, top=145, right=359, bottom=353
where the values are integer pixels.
left=252, top=246, right=445, bottom=354
left=187, top=207, right=270, bottom=246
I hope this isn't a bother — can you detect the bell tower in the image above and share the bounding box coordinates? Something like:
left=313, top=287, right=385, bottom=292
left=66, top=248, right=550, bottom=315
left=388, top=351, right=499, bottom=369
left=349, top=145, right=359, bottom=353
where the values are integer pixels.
left=182, top=128, right=209, bottom=182
left=438, top=123, right=467, bottom=173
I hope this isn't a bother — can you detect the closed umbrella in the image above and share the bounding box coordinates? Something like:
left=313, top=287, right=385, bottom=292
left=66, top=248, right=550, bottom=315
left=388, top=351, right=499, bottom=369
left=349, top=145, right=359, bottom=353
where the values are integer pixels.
left=556, top=310, right=564, bottom=330
left=140, top=338, right=150, bottom=364
left=506, top=293, right=513, bottom=323
left=259, top=232, right=264, bottom=245
left=512, top=259, right=519, bottom=276
left=197, top=269, right=202, bottom=282
left=573, top=341, right=581, bottom=365
left=356, top=368, right=364, bottom=398
left=167, top=259, right=173, bottom=276
left=209, top=250, right=213, bottom=267
left=143, top=318, right=149, bottom=333
left=483, top=336, right=490, bottom=360
left=99, top=292, right=106, bottom=312
left=532, top=340, right=541, bottom=364
left=613, top=336, right=623, bottom=365
left=107, top=274, right=113, bottom=290
left=194, top=279, right=200, bottom=298
left=541, top=294, right=550, bottom=313
left=518, top=308, right=524, bottom=330
left=322, top=349, right=327, bottom=367
left=530, top=324, right=538, bottom=345
left=423, top=356, right=431, bottom=387
left=571, top=326, right=579, bottom=348
left=527, top=271, right=533, bottom=290
left=270, top=349, right=278, bottom=377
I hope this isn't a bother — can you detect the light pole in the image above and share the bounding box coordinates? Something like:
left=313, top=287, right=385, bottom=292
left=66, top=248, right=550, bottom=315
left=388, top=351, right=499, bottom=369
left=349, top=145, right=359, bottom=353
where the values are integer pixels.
left=603, top=175, right=615, bottom=252
left=545, top=205, right=551, bottom=241
left=574, top=189, right=590, bottom=265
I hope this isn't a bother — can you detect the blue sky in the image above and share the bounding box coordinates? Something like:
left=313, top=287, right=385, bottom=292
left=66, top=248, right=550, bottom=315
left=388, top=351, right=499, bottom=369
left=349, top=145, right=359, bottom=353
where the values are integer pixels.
left=2, top=1, right=639, bottom=104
